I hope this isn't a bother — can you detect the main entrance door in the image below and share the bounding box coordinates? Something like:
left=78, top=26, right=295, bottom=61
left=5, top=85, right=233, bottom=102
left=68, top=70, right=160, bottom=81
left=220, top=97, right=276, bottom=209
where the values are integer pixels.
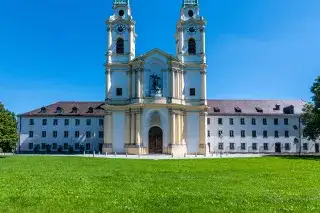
left=149, top=127, right=163, bottom=154
left=315, top=143, right=320, bottom=153
left=275, top=143, right=282, bottom=153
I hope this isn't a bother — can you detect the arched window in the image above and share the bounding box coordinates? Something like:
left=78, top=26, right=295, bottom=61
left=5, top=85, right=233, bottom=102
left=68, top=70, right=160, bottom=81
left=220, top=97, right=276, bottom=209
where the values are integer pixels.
left=116, top=38, right=124, bottom=54
left=188, top=38, right=196, bottom=55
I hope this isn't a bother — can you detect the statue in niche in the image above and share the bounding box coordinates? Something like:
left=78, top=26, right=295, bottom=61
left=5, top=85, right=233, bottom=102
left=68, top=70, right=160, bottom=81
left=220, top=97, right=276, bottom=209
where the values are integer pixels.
left=150, top=74, right=162, bottom=97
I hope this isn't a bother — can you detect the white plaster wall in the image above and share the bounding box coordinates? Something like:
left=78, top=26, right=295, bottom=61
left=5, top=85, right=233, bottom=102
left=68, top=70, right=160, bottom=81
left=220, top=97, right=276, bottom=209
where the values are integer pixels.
left=208, top=115, right=317, bottom=153
left=184, top=70, right=201, bottom=100
left=19, top=116, right=104, bottom=152
left=112, top=112, right=125, bottom=153
left=110, top=71, right=128, bottom=99
left=142, top=108, right=169, bottom=149
left=186, top=112, right=199, bottom=153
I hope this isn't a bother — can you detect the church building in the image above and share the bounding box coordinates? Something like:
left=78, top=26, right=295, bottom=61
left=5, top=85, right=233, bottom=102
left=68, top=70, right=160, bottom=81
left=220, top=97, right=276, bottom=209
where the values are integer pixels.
left=17, top=0, right=319, bottom=155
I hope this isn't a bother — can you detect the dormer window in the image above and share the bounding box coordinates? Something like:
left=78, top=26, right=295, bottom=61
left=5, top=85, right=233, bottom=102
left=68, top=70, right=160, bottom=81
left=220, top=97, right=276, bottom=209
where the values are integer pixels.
left=213, top=107, right=220, bottom=113
left=256, top=107, right=263, bottom=113
left=274, top=104, right=280, bottom=110
left=56, top=107, right=63, bottom=114
left=235, top=107, right=242, bottom=113
left=88, top=107, right=94, bottom=113
left=72, top=107, right=78, bottom=114
left=283, top=105, right=295, bottom=114
left=40, top=107, right=46, bottom=113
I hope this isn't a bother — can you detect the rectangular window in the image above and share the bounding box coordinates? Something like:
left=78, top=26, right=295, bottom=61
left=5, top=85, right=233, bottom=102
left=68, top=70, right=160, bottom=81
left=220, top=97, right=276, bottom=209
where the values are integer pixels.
left=252, top=143, right=257, bottom=150
left=285, top=143, right=290, bottom=151
left=241, top=130, right=246, bottom=138
left=29, top=119, right=34, bottom=125
left=303, top=143, right=308, bottom=150
left=218, top=118, right=223, bottom=125
left=263, top=118, right=267, bottom=125
left=230, top=143, right=235, bottom=150
left=207, top=130, right=211, bottom=137
left=64, top=131, right=69, bottom=138
left=275, top=131, right=279, bottom=138
left=218, top=130, right=223, bottom=138
left=75, top=119, right=80, bottom=126
left=75, top=131, right=80, bottom=138
left=99, top=131, right=104, bottom=138
left=41, top=143, right=46, bottom=150
left=86, top=119, right=91, bottom=126
left=252, top=131, right=257, bottom=138
left=53, top=131, right=58, bottom=138
left=207, top=118, right=211, bottom=125
left=99, top=119, right=104, bottom=126
left=218, top=143, right=224, bottom=150
left=274, top=118, right=279, bottom=125
left=190, top=88, right=196, bottom=96
left=42, top=119, right=47, bottom=126
left=252, top=118, right=256, bottom=125
left=42, top=131, right=46, bottom=138
left=86, top=143, right=91, bottom=151
left=241, top=143, right=246, bottom=150
left=264, top=143, right=269, bottom=150
left=29, top=131, right=34, bottom=138
left=116, top=88, right=123, bottom=96
left=263, top=131, right=268, bottom=138
left=64, top=119, right=69, bottom=126
left=285, top=131, right=289, bottom=138
left=53, top=119, right=58, bottom=126
left=229, top=130, right=234, bottom=138
left=52, top=143, right=57, bottom=150
left=86, top=131, right=91, bottom=138
left=75, top=143, right=80, bottom=150
left=229, top=118, right=234, bottom=125
left=240, top=118, right=245, bottom=125
left=28, top=143, right=33, bottom=150
left=284, top=118, right=289, bottom=125
left=64, top=143, right=69, bottom=150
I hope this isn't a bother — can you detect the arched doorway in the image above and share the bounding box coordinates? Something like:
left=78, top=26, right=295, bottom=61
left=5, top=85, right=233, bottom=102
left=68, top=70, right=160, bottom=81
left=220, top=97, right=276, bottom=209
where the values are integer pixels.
left=148, top=126, right=163, bottom=154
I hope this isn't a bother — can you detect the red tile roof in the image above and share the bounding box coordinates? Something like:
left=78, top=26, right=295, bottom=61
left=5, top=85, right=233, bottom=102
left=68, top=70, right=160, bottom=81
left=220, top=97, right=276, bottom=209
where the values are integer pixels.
left=19, top=99, right=306, bottom=117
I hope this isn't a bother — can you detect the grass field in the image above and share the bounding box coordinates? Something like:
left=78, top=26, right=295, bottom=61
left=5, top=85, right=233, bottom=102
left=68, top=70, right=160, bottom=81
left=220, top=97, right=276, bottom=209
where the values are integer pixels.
left=0, top=156, right=320, bottom=213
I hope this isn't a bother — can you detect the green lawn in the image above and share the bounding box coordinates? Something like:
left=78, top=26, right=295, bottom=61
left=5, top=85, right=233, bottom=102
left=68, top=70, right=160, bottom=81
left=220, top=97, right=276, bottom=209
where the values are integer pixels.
left=0, top=156, right=320, bottom=213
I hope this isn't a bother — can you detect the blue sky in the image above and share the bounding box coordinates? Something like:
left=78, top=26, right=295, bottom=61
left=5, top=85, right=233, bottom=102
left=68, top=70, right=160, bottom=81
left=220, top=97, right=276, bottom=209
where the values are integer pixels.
left=0, top=0, right=319, bottom=114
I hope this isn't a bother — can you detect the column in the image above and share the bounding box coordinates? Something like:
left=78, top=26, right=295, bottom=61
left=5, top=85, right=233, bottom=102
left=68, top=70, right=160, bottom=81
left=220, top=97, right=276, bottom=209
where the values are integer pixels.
left=136, top=110, right=141, bottom=146
left=125, top=111, right=130, bottom=145
left=141, top=69, right=144, bottom=98
left=171, top=111, right=176, bottom=145
left=132, top=71, right=136, bottom=98
left=137, top=70, right=141, bottom=100
left=181, top=71, right=185, bottom=100
left=128, top=26, right=133, bottom=61
left=131, top=112, right=135, bottom=144
left=104, top=113, right=109, bottom=144
left=176, top=72, right=180, bottom=99
left=107, top=26, right=112, bottom=63
left=128, top=71, right=132, bottom=99
left=200, top=27, right=206, bottom=55
left=179, top=27, right=184, bottom=53
left=200, top=70, right=207, bottom=102
left=106, top=68, right=111, bottom=101
left=171, top=70, right=175, bottom=98
left=177, top=113, right=181, bottom=145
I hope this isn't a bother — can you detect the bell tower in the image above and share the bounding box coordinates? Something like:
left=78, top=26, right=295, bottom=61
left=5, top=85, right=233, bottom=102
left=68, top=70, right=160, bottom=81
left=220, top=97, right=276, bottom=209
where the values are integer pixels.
left=106, top=0, right=136, bottom=64
left=176, top=0, right=206, bottom=64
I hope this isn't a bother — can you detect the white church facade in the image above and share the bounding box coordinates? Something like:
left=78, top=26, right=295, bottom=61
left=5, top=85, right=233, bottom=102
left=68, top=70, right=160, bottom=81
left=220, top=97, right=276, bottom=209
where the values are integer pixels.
left=17, top=0, right=319, bottom=155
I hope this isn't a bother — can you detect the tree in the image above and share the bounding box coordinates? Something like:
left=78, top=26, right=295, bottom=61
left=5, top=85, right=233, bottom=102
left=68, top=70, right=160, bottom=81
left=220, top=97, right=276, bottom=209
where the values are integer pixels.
left=302, top=76, right=320, bottom=141
left=0, top=103, right=18, bottom=152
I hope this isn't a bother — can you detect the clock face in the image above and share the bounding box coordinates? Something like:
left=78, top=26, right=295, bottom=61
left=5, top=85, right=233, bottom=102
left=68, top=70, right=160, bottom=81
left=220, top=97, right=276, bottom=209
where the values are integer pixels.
left=115, top=24, right=126, bottom=34
left=187, top=25, right=197, bottom=35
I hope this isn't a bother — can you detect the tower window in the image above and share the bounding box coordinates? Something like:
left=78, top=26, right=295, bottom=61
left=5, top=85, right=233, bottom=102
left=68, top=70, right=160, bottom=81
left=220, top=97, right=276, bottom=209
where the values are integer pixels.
left=116, top=88, right=123, bottom=96
left=188, top=10, right=194, bottom=17
left=189, top=88, right=196, bottom=96
left=116, top=38, right=124, bottom=54
left=188, top=38, right=196, bottom=55
left=119, top=10, right=124, bottom=17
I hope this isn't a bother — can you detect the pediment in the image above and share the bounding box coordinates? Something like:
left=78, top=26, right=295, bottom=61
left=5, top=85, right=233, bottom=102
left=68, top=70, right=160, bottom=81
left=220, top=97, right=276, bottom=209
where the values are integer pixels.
left=131, top=48, right=180, bottom=64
